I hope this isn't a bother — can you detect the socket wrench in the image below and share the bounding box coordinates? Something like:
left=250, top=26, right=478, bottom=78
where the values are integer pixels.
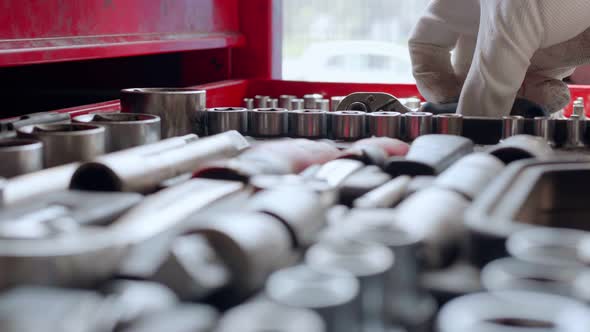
left=266, top=265, right=361, bottom=332
left=248, top=108, right=289, bottom=137
left=0, top=138, right=43, bottom=177
left=70, top=131, right=249, bottom=193
left=336, top=92, right=410, bottom=113
left=437, top=291, right=590, bottom=332
left=488, top=135, right=553, bottom=164
left=18, top=123, right=106, bottom=167
left=120, top=88, right=207, bottom=137
left=73, top=113, right=161, bottom=152
left=207, top=107, right=248, bottom=135
left=385, top=135, right=474, bottom=178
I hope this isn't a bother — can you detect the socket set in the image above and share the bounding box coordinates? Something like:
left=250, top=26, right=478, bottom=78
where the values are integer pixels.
left=0, top=88, right=589, bottom=332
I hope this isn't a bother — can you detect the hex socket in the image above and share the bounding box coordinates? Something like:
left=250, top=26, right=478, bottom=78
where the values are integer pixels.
left=367, top=112, right=402, bottom=138
left=435, top=114, right=463, bottom=135
left=404, top=112, right=433, bottom=141
left=120, top=88, right=207, bottom=138
left=533, top=116, right=556, bottom=146
left=288, top=109, right=328, bottom=138
left=501, top=115, right=525, bottom=140
left=331, top=111, right=366, bottom=140
left=73, top=113, right=161, bottom=152
left=207, top=107, right=248, bottom=135
left=248, top=108, right=289, bottom=137
left=0, top=138, right=43, bottom=177
left=17, top=124, right=105, bottom=167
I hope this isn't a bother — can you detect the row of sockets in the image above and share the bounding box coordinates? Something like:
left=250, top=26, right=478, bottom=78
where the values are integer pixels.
left=208, top=107, right=462, bottom=141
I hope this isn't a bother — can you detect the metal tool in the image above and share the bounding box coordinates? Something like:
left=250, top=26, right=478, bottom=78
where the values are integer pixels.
left=501, top=115, right=525, bottom=140
left=534, top=116, right=557, bottom=147
left=17, top=123, right=106, bottom=167
left=70, top=131, right=249, bottom=193
left=367, top=112, right=402, bottom=138
left=336, top=92, right=410, bottom=113
left=0, top=112, right=71, bottom=132
left=566, top=114, right=586, bottom=148
left=0, top=138, right=43, bottom=177
left=120, top=304, right=219, bottom=332
left=120, top=88, right=207, bottom=137
left=279, top=95, right=297, bottom=110
left=266, top=265, right=361, bottom=332
left=506, top=228, right=589, bottom=267
left=433, top=153, right=505, bottom=201
left=331, top=111, right=366, bottom=140
left=437, top=291, right=590, bottom=332
left=331, top=96, right=345, bottom=112
left=306, top=238, right=393, bottom=331
left=404, top=97, right=422, bottom=110
left=573, top=98, right=586, bottom=118
left=385, top=135, right=474, bottom=178
left=288, top=109, right=328, bottom=138
left=268, top=98, right=279, bottom=108
left=488, top=135, right=553, bottom=164
left=435, top=114, right=463, bottom=135
left=206, top=107, right=248, bottom=135
left=353, top=175, right=412, bottom=208
left=291, top=98, right=305, bottom=111
left=404, top=112, right=433, bottom=141
left=248, top=108, right=289, bottom=137
left=254, top=95, right=270, bottom=108
left=189, top=212, right=293, bottom=298
left=481, top=257, right=588, bottom=301
left=216, top=298, right=326, bottom=332
left=73, top=113, right=161, bottom=152
left=316, top=99, right=330, bottom=111
left=246, top=187, right=326, bottom=248
left=243, top=98, right=254, bottom=110
left=304, top=94, right=324, bottom=109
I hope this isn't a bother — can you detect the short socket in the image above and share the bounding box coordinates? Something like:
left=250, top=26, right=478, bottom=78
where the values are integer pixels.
left=367, top=112, right=402, bottom=138
left=248, top=108, right=289, bottom=137
left=501, top=115, right=525, bottom=140
left=304, top=94, right=324, bottom=109
left=243, top=98, right=255, bottom=110
left=255, top=95, right=270, bottom=108
left=331, top=96, right=345, bottom=112
left=331, top=111, right=367, bottom=141
left=289, top=109, right=328, bottom=138
left=73, top=113, right=161, bottom=152
left=207, top=107, right=248, bottom=135
left=533, top=117, right=556, bottom=147
left=268, top=98, right=279, bottom=108
left=0, top=138, right=43, bottom=177
left=315, top=99, right=330, bottom=111
left=279, top=95, right=297, bottom=110
left=120, top=88, right=206, bottom=138
left=291, top=99, right=304, bottom=111
left=566, top=115, right=586, bottom=148
left=404, top=112, right=433, bottom=141
left=17, top=123, right=105, bottom=167
left=435, top=114, right=463, bottom=136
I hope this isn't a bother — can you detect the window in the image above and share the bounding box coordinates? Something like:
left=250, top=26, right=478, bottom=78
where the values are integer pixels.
left=282, top=0, right=430, bottom=83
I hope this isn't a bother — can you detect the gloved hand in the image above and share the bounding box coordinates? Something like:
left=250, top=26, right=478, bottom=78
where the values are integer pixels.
left=409, top=0, right=590, bottom=117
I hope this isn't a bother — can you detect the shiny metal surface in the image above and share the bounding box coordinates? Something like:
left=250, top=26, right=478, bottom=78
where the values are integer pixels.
left=73, top=113, right=161, bottom=152
left=71, top=131, right=248, bottom=193
left=336, top=92, right=410, bottom=113
left=566, top=115, right=586, bottom=148
left=291, top=98, right=305, bottom=111
left=255, top=95, right=270, bottom=108
left=120, top=88, right=207, bottom=138
left=331, top=96, right=345, bottom=112
left=2, top=112, right=71, bottom=132
left=248, top=108, right=289, bottom=137
left=404, top=112, right=433, bottom=141
left=501, top=115, right=525, bottom=140
left=279, top=95, right=297, bottom=110
left=331, top=111, right=366, bottom=141
left=268, top=98, right=279, bottom=108
left=435, top=114, right=463, bottom=136
left=242, top=98, right=254, bottom=110
left=316, top=99, right=330, bottom=111
left=288, top=109, right=328, bottom=138
left=17, top=124, right=105, bottom=167
left=533, top=117, right=557, bottom=147
left=266, top=265, right=361, bottom=332
left=367, top=112, right=402, bottom=138
left=304, top=94, right=324, bottom=109
left=207, top=107, right=248, bottom=135
left=488, top=135, right=553, bottom=164
left=0, top=139, right=43, bottom=177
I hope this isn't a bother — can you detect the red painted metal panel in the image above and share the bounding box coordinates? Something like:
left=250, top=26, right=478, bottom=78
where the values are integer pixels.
left=0, top=0, right=243, bottom=67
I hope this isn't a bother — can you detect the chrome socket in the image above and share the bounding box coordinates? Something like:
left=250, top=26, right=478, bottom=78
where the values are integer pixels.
left=243, top=98, right=255, bottom=110
left=501, top=115, right=525, bottom=140
left=207, top=107, right=248, bottom=135
left=435, top=114, right=463, bottom=135
left=279, top=95, right=297, bottom=110
left=0, top=139, right=43, bottom=177
left=73, top=113, right=161, bottom=153
left=533, top=116, right=557, bottom=147
left=266, top=265, right=361, bottom=332
left=291, top=98, right=304, bottom=111
left=268, top=98, right=279, bottom=108
left=566, top=115, right=586, bottom=148
left=120, top=88, right=206, bottom=138
left=315, top=99, right=330, bottom=111
left=367, top=112, right=402, bottom=138
left=304, top=94, right=324, bottom=109
left=331, top=96, right=345, bottom=112
left=248, top=108, right=289, bottom=137
left=331, top=111, right=367, bottom=141
left=404, top=112, right=433, bottom=141
left=17, top=124, right=105, bottom=167
left=255, top=95, right=270, bottom=108
left=288, top=109, right=328, bottom=138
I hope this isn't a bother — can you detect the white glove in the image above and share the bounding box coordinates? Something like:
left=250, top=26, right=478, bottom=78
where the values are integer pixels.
left=409, top=0, right=590, bottom=117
